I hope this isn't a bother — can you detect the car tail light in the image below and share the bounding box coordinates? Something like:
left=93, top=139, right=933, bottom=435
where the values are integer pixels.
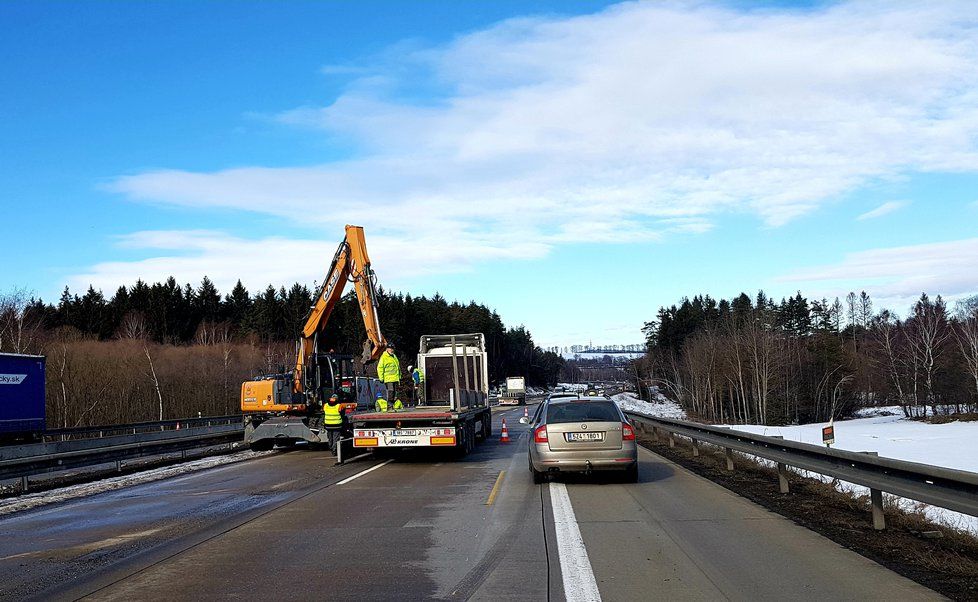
left=622, top=423, right=635, bottom=441
left=533, top=425, right=548, bottom=443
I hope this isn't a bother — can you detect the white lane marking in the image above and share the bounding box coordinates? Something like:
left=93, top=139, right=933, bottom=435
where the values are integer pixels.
left=550, top=482, right=602, bottom=602
left=336, top=459, right=394, bottom=485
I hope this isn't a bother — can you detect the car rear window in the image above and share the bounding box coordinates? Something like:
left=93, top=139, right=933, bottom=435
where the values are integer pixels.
left=546, top=401, right=620, bottom=424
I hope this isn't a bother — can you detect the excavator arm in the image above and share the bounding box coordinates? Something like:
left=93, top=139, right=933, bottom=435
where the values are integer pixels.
left=293, top=224, right=388, bottom=396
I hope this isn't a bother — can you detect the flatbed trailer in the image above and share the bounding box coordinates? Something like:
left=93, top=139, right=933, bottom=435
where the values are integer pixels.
left=351, top=405, right=492, bottom=454
left=350, top=333, right=492, bottom=456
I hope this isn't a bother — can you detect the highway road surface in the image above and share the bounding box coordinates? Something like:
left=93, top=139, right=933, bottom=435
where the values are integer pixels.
left=0, top=404, right=939, bottom=601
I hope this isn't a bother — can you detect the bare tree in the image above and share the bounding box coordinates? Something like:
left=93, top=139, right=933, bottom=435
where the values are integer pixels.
left=117, top=311, right=148, bottom=341
left=905, top=295, right=951, bottom=416
left=0, top=288, right=44, bottom=354
left=953, top=300, right=978, bottom=412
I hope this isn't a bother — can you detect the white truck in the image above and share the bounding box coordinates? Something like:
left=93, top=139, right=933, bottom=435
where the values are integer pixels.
left=499, top=376, right=526, bottom=405
left=350, top=333, right=492, bottom=456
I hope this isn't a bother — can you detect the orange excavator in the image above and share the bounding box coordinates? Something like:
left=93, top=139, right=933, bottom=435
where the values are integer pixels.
left=241, top=225, right=388, bottom=451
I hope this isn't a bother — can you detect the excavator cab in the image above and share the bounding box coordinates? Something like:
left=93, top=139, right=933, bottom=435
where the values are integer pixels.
left=307, top=352, right=358, bottom=406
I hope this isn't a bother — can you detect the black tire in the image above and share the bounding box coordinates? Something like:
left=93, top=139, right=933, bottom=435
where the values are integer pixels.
left=454, top=426, right=469, bottom=458
left=249, top=440, right=274, bottom=452
left=532, top=466, right=546, bottom=484
left=466, top=422, right=476, bottom=453
left=483, top=412, right=492, bottom=439
left=623, top=464, right=639, bottom=483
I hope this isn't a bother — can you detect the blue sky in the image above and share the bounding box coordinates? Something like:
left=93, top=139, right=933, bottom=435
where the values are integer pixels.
left=3, top=1, right=978, bottom=347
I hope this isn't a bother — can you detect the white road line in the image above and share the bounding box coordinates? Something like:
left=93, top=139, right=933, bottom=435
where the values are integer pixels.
left=336, top=459, right=394, bottom=485
left=550, top=482, right=602, bottom=602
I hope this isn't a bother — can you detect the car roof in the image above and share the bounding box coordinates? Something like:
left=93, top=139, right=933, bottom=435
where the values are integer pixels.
left=548, top=395, right=614, bottom=404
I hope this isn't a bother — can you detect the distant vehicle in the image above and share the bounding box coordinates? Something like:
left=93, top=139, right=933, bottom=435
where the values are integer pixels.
left=526, top=396, right=638, bottom=483
left=499, top=376, right=526, bottom=405
left=0, top=353, right=46, bottom=443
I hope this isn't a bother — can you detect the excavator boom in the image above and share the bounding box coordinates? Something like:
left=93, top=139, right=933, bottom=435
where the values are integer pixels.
left=293, top=224, right=388, bottom=397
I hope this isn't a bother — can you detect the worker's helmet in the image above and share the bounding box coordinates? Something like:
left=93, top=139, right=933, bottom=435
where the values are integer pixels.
left=376, top=391, right=385, bottom=399
left=407, top=365, right=413, bottom=372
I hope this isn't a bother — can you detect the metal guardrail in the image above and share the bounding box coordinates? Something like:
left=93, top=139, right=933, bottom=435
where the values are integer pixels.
left=625, top=412, right=978, bottom=530
left=42, top=414, right=241, bottom=442
left=1, top=419, right=244, bottom=490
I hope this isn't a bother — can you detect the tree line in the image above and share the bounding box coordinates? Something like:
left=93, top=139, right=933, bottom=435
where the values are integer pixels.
left=0, top=278, right=563, bottom=428
left=635, top=290, right=978, bottom=425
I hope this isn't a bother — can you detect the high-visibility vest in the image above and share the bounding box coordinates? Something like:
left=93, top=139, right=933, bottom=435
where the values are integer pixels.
left=392, top=398, right=403, bottom=411
left=324, top=402, right=343, bottom=427
left=377, top=351, right=401, bottom=383
left=375, top=398, right=389, bottom=413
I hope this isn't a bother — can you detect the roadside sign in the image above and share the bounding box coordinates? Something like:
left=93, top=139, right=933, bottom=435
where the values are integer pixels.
left=822, top=424, right=835, bottom=446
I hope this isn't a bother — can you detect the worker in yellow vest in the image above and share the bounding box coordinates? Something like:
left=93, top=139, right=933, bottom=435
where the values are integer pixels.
left=377, top=344, right=401, bottom=404
left=374, top=390, right=389, bottom=413
left=323, top=394, right=344, bottom=452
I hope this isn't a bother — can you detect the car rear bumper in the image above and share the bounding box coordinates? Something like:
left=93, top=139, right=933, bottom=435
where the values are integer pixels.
left=530, top=443, right=638, bottom=472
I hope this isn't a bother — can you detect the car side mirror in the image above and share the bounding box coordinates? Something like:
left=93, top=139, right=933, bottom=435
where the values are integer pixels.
left=519, top=417, right=529, bottom=424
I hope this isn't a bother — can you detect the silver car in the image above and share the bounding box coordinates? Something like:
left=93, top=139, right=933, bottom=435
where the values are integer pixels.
left=525, top=397, right=638, bottom=483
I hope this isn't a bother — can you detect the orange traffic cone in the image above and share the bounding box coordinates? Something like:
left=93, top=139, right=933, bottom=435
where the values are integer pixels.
left=500, top=418, right=510, bottom=443
left=523, top=406, right=529, bottom=419
left=176, top=422, right=180, bottom=430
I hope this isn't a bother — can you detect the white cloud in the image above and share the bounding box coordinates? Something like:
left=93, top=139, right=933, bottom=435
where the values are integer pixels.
left=70, top=229, right=551, bottom=294
left=99, top=1, right=978, bottom=288
left=857, top=200, right=909, bottom=220
left=778, top=238, right=978, bottom=301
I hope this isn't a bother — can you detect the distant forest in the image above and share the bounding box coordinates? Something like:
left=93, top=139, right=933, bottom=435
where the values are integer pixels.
left=0, top=278, right=563, bottom=427
left=637, top=290, right=978, bottom=426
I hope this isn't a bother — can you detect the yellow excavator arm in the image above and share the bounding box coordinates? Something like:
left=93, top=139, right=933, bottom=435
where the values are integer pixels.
left=294, top=224, right=388, bottom=395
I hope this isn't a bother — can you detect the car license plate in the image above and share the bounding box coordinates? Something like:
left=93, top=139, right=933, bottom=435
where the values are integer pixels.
left=392, top=430, right=414, bottom=436
left=567, top=432, right=603, bottom=442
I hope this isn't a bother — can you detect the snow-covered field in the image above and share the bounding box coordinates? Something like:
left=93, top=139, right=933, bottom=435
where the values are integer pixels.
left=0, top=450, right=272, bottom=517
left=728, top=407, right=977, bottom=474
left=619, top=395, right=978, bottom=534
left=727, top=408, right=978, bottom=533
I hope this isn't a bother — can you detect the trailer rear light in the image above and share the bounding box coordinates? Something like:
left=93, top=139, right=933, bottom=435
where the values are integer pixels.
left=533, top=425, right=548, bottom=443
left=354, top=437, right=378, bottom=447
left=622, top=423, right=635, bottom=441
left=430, top=436, right=456, bottom=445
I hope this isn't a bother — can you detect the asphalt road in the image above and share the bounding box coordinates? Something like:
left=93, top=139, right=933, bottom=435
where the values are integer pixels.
left=0, top=403, right=940, bottom=601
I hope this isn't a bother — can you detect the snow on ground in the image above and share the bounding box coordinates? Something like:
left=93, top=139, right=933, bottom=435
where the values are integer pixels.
left=612, top=392, right=687, bottom=420
left=727, top=410, right=978, bottom=534
left=0, top=449, right=273, bottom=517
left=617, top=395, right=978, bottom=534
left=727, top=411, right=978, bottom=475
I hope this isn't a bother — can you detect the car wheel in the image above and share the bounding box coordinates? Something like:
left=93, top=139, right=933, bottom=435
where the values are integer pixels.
left=532, top=466, right=546, bottom=484
left=623, top=464, right=638, bottom=483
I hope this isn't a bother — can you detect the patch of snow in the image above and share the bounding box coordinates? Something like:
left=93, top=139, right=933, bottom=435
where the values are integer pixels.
left=613, top=392, right=687, bottom=420
left=0, top=450, right=273, bottom=517
left=724, top=413, right=978, bottom=535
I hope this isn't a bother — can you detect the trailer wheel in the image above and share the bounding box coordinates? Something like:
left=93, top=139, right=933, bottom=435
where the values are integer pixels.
left=482, top=411, right=492, bottom=439
left=466, top=422, right=476, bottom=454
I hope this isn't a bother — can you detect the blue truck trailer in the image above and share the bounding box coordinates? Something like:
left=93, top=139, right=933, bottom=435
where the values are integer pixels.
left=0, top=353, right=46, bottom=441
